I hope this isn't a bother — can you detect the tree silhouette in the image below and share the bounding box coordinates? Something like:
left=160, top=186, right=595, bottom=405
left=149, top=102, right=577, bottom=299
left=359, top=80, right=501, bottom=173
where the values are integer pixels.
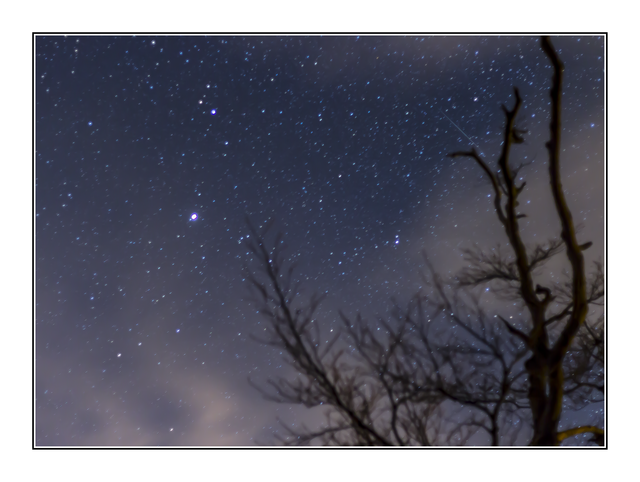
left=244, top=36, right=604, bottom=446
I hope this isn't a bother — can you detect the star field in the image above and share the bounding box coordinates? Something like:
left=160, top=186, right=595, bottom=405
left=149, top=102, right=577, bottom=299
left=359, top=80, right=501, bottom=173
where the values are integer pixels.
left=35, top=35, right=604, bottom=445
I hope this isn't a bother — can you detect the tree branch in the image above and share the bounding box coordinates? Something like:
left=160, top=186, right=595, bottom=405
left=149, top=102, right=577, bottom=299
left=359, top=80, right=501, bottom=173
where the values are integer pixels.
left=557, top=426, right=604, bottom=445
left=541, top=36, right=590, bottom=365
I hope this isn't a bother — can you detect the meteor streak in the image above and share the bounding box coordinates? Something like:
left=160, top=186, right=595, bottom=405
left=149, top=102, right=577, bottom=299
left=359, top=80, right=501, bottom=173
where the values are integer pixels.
left=440, top=109, right=479, bottom=149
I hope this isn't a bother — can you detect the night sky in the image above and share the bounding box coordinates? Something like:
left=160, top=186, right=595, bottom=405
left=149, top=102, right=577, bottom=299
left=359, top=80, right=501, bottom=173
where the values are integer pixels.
left=35, top=35, right=604, bottom=446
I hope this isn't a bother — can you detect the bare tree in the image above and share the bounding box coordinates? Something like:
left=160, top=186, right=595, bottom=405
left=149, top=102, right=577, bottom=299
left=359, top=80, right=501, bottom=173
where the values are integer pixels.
left=244, top=37, right=604, bottom=446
